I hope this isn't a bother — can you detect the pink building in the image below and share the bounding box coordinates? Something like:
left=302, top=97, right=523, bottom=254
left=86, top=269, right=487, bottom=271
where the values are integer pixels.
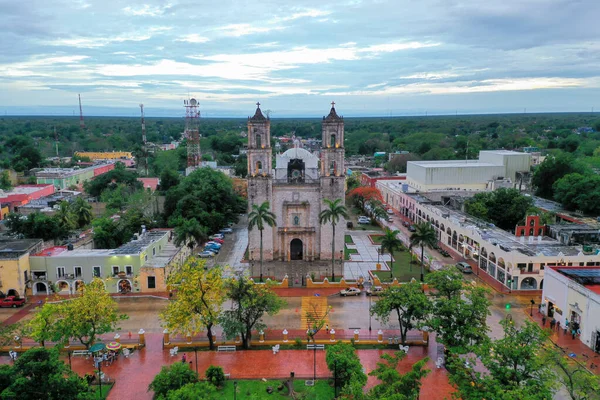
left=0, top=184, right=56, bottom=211
left=138, top=178, right=160, bottom=192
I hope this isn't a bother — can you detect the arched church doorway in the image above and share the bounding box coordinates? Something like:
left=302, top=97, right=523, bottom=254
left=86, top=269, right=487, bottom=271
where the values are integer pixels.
left=290, top=239, right=303, bottom=260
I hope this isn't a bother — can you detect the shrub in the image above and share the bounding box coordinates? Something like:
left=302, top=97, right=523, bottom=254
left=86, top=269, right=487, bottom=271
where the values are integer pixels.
left=149, top=362, right=197, bottom=399
left=205, top=365, right=225, bottom=387
left=294, top=337, right=303, bottom=348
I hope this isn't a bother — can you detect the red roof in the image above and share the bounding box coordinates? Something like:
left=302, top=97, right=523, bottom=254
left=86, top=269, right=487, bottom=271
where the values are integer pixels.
left=138, top=178, right=159, bottom=191
left=32, top=246, right=67, bottom=257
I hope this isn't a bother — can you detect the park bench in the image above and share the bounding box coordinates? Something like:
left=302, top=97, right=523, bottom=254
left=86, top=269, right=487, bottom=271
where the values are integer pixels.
left=72, top=350, right=91, bottom=357
left=306, top=344, right=325, bottom=350
left=217, top=345, right=236, bottom=352
left=224, top=373, right=231, bottom=379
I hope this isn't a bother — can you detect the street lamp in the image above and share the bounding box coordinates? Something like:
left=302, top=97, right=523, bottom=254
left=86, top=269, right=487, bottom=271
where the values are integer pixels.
left=339, top=250, right=343, bottom=282
left=530, top=299, right=535, bottom=316
left=368, top=278, right=372, bottom=332
left=233, top=381, right=237, bottom=400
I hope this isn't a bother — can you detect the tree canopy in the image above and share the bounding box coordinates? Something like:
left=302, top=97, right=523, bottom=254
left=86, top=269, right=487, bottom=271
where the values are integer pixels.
left=532, top=153, right=589, bottom=199
left=464, top=188, right=534, bottom=231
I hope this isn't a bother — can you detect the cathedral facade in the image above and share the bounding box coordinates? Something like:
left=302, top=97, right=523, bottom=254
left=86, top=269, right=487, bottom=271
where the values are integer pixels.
left=247, top=103, right=346, bottom=263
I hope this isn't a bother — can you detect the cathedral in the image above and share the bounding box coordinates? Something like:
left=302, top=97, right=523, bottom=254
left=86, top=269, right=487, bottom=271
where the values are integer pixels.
left=247, top=103, right=346, bottom=265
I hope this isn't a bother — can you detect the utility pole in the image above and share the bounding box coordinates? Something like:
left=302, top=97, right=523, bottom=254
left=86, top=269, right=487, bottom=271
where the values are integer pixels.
left=78, top=94, right=85, bottom=129
left=140, top=104, right=148, bottom=176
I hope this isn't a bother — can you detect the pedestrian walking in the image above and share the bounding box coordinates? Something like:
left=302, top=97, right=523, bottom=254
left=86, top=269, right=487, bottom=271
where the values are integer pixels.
left=542, top=316, right=547, bottom=326
left=550, top=318, right=556, bottom=330
left=181, top=353, right=187, bottom=364
left=564, top=319, right=569, bottom=334
left=572, top=328, right=577, bottom=340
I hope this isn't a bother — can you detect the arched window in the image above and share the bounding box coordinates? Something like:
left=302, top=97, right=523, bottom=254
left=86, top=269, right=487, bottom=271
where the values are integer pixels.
left=329, top=161, right=336, bottom=175
left=529, top=218, right=535, bottom=226
left=529, top=228, right=534, bottom=236
left=330, top=134, right=336, bottom=148
left=256, top=161, right=263, bottom=172
left=489, top=252, right=497, bottom=263
left=293, top=215, right=300, bottom=225
left=256, top=134, right=262, bottom=148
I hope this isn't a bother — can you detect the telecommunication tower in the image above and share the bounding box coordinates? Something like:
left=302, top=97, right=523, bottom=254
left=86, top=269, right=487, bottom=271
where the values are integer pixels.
left=184, top=98, right=201, bottom=174
left=78, top=94, right=85, bottom=129
left=140, top=104, right=148, bottom=175
left=54, top=127, right=59, bottom=157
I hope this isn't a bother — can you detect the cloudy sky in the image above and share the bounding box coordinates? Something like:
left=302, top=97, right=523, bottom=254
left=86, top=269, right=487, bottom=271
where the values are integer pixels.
left=1, top=0, right=599, bottom=117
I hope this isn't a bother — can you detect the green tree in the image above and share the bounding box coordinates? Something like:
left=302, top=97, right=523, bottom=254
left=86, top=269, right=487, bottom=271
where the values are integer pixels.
left=219, top=277, right=285, bottom=349
left=371, top=281, right=431, bottom=344
left=159, top=169, right=180, bottom=192
left=160, top=258, right=225, bottom=350
left=380, top=228, right=403, bottom=279
left=164, top=382, right=216, bottom=400
left=5, top=212, right=63, bottom=242
left=164, top=167, right=245, bottom=234
left=426, top=268, right=491, bottom=353
left=26, top=303, right=60, bottom=347
left=409, top=222, right=437, bottom=284
left=70, top=197, right=93, bottom=228
left=205, top=365, right=225, bottom=387
left=319, top=198, right=349, bottom=281
left=553, top=173, right=600, bottom=214
left=173, top=218, right=207, bottom=251
left=248, top=201, right=277, bottom=282
left=0, top=171, right=12, bottom=191
left=465, top=188, right=534, bottom=230
left=148, top=362, right=198, bottom=399
left=92, top=217, right=125, bottom=249
left=55, top=201, right=75, bottom=235
left=83, top=162, right=142, bottom=198
left=0, top=347, right=93, bottom=400
left=54, top=278, right=128, bottom=349
left=325, top=342, right=367, bottom=394
left=451, top=320, right=556, bottom=400
left=545, top=347, right=600, bottom=400
left=368, top=352, right=430, bottom=399
left=532, top=153, right=589, bottom=199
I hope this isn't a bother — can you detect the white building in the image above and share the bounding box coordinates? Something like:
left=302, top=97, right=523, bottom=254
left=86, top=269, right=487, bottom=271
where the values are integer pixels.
left=542, top=267, right=600, bottom=352
left=405, top=150, right=530, bottom=191
left=247, top=104, right=345, bottom=262
left=377, top=179, right=600, bottom=292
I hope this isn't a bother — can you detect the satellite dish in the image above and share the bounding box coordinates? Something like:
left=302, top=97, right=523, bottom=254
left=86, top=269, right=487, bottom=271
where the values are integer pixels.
left=189, top=98, right=197, bottom=106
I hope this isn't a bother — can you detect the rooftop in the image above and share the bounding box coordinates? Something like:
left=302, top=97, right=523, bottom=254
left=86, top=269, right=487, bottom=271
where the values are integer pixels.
left=409, top=160, right=500, bottom=168
left=0, top=185, right=53, bottom=197
left=0, top=239, right=43, bottom=258
left=553, top=267, right=600, bottom=295
left=479, top=150, right=525, bottom=155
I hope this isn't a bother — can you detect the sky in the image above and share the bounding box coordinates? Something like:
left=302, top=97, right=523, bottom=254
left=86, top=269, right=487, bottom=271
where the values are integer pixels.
left=1, top=0, right=600, bottom=117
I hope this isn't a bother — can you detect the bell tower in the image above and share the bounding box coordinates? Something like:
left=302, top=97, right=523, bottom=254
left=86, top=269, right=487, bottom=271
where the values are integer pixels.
left=320, top=102, right=346, bottom=261
left=247, top=103, right=274, bottom=262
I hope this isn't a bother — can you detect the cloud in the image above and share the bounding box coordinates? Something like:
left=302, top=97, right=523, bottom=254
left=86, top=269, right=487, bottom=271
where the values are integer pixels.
left=122, top=3, right=172, bottom=17
left=176, top=34, right=210, bottom=44
left=216, top=23, right=285, bottom=37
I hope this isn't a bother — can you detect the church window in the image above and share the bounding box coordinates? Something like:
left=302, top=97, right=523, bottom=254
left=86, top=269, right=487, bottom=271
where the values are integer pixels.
left=293, top=215, right=300, bottom=226
left=256, top=134, right=262, bottom=148
left=256, top=161, right=263, bottom=173
left=329, top=161, right=336, bottom=176
left=330, top=134, right=336, bottom=148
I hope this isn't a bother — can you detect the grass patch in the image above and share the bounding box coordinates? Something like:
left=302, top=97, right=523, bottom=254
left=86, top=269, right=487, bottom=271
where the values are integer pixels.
left=344, top=235, right=354, bottom=244
left=219, top=379, right=334, bottom=399
left=372, top=250, right=428, bottom=282
left=370, top=234, right=384, bottom=244
left=344, top=245, right=358, bottom=260
left=91, top=383, right=113, bottom=399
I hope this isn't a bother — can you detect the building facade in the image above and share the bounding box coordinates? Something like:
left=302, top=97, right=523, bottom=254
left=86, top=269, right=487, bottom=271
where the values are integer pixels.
left=247, top=104, right=345, bottom=263
left=377, top=180, right=600, bottom=292
left=36, top=163, right=115, bottom=190
left=542, top=267, right=600, bottom=352
left=29, top=230, right=189, bottom=295
left=0, top=239, right=44, bottom=298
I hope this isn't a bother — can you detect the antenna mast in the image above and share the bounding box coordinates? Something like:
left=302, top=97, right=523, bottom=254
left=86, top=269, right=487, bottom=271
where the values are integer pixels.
left=78, top=94, right=85, bottom=129
left=184, top=98, right=201, bottom=175
left=140, top=104, right=148, bottom=176
left=54, top=127, right=59, bottom=157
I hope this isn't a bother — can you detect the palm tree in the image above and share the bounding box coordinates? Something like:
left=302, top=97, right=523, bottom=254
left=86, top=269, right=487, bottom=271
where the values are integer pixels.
left=409, top=221, right=438, bottom=285
left=174, top=218, right=207, bottom=250
left=380, top=228, right=403, bottom=280
left=248, top=201, right=277, bottom=282
left=319, top=198, right=349, bottom=281
left=56, top=201, right=75, bottom=234
left=71, top=197, right=93, bottom=228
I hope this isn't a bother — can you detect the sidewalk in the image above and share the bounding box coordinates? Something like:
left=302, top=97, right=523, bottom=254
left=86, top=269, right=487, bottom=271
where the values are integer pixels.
left=525, top=309, right=600, bottom=373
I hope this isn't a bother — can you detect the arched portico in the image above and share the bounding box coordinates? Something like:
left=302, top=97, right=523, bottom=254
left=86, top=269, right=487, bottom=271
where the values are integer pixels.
left=33, top=282, right=49, bottom=295
left=521, top=277, right=538, bottom=290
left=290, top=239, right=303, bottom=260
left=118, top=279, right=132, bottom=294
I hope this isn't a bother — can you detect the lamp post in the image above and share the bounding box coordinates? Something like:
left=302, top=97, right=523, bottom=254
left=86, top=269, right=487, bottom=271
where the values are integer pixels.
left=367, top=278, right=372, bottom=332
left=339, top=250, right=343, bottom=281
left=233, top=381, right=237, bottom=400
left=530, top=299, right=535, bottom=316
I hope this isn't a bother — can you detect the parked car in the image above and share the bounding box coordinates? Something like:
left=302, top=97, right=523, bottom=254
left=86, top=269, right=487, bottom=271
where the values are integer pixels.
left=456, top=262, right=473, bottom=274
left=206, top=241, right=222, bottom=248
left=366, top=286, right=384, bottom=296
left=211, top=238, right=224, bottom=244
left=358, top=216, right=370, bottom=224
left=340, top=287, right=362, bottom=297
left=408, top=225, right=417, bottom=232
left=220, top=228, right=233, bottom=234
left=0, top=296, right=25, bottom=308
left=439, top=250, right=450, bottom=257
left=204, top=245, right=220, bottom=254
left=198, top=251, right=215, bottom=258
left=209, top=234, right=224, bottom=240
left=387, top=209, right=394, bottom=214
left=402, top=221, right=410, bottom=227
left=387, top=216, right=393, bottom=222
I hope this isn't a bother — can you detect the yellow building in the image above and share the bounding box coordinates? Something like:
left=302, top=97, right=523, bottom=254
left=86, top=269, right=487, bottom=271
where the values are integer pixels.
left=0, top=239, right=43, bottom=298
left=75, top=151, right=133, bottom=160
